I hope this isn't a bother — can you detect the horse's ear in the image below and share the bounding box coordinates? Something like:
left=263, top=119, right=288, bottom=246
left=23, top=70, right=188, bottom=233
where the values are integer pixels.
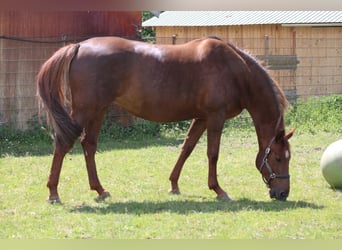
left=275, top=128, right=295, bottom=142
left=275, top=129, right=285, bottom=142
left=285, top=128, right=295, bottom=140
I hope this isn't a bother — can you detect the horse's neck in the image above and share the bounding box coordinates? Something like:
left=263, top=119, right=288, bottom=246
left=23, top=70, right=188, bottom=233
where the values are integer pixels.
left=246, top=79, right=284, bottom=150
left=230, top=45, right=285, bottom=149
left=250, top=105, right=283, bottom=151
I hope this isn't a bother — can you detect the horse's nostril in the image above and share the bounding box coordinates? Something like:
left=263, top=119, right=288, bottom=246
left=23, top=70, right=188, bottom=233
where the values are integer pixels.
left=270, top=190, right=288, bottom=201
left=279, top=191, right=288, bottom=201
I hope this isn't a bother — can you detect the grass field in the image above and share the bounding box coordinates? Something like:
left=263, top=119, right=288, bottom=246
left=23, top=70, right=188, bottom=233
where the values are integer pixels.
left=0, top=95, right=341, bottom=239
left=0, top=131, right=341, bottom=239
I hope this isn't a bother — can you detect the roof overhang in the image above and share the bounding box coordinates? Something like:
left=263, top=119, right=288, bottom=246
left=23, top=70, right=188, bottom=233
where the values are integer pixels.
left=282, top=23, right=342, bottom=27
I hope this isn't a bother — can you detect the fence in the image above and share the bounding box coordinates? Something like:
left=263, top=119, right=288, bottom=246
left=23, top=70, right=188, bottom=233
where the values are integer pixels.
left=0, top=35, right=133, bottom=130
left=0, top=35, right=341, bottom=130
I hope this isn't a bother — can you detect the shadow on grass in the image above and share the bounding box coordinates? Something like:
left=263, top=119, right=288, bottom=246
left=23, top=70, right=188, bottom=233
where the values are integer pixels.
left=0, top=136, right=184, bottom=157
left=69, top=198, right=323, bottom=215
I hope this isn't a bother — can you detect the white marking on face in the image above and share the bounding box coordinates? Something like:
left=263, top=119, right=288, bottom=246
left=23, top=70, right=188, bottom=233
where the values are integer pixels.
left=285, top=150, right=290, bottom=159
left=134, top=44, right=164, bottom=61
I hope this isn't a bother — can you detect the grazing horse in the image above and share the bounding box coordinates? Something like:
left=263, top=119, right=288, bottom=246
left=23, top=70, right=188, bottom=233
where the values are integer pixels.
left=37, top=36, right=294, bottom=203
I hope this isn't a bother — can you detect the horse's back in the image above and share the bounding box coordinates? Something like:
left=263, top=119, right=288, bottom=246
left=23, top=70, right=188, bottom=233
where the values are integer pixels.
left=77, top=36, right=230, bottom=61
left=69, top=36, right=249, bottom=122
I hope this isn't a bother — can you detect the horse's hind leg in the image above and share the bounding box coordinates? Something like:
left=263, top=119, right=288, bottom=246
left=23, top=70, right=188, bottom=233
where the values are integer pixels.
left=169, top=118, right=206, bottom=194
left=47, top=137, right=75, bottom=204
left=80, top=112, right=110, bottom=201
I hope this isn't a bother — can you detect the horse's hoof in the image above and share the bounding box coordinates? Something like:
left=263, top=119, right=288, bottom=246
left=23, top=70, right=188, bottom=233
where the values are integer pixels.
left=47, top=196, right=62, bottom=204
left=95, top=191, right=111, bottom=202
left=216, top=193, right=232, bottom=201
left=168, top=188, right=181, bottom=195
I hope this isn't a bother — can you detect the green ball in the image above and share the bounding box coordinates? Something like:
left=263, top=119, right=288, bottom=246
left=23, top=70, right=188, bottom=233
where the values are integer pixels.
left=320, top=140, right=342, bottom=189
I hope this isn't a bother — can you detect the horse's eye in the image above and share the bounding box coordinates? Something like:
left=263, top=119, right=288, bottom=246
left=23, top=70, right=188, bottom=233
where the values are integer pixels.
left=275, top=157, right=281, bottom=162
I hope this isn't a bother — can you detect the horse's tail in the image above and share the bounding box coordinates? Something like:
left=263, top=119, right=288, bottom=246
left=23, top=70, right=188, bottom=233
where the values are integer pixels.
left=37, top=43, right=82, bottom=147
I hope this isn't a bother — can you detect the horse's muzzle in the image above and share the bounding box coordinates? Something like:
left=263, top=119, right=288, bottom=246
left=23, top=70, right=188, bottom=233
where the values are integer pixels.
left=270, top=189, right=289, bottom=201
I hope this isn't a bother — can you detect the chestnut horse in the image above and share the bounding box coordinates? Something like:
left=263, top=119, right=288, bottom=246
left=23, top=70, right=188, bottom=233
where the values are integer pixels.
left=37, top=36, right=294, bottom=203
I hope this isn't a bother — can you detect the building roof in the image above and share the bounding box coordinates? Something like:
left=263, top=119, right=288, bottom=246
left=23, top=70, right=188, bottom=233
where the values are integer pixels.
left=142, top=11, right=342, bottom=27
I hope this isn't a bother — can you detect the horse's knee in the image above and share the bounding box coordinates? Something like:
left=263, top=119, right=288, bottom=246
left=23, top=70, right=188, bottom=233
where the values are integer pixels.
left=207, top=152, right=219, bottom=165
left=80, top=137, right=98, bottom=154
left=208, top=181, right=219, bottom=190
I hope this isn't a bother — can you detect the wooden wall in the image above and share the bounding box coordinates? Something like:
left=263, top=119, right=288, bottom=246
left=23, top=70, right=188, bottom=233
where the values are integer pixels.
left=0, top=11, right=141, bottom=129
left=295, top=26, right=342, bottom=96
left=155, top=24, right=342, bottom=98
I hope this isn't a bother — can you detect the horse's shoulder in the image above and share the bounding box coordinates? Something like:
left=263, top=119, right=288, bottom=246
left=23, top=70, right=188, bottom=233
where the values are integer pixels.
left=193, top=37, right=231, bottom=59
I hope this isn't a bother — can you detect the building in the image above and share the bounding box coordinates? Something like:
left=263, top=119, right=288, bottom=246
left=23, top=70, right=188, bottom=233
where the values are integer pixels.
left=143, top=11, right=342, bottom=99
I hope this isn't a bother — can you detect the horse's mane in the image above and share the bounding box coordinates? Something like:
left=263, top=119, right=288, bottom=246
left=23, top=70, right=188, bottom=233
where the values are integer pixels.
left=225, top=40, right=289, bottom=114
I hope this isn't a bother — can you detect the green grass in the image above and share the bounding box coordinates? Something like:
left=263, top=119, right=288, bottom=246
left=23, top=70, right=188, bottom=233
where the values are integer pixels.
left=0, top=131, right=341, bottom=239
left=0, top=95, right=341, bottom=239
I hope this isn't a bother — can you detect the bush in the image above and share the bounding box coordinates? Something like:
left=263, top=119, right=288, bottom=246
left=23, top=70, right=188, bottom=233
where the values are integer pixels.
left=0, top=124, right=51, bottom=156
left=100, top=118, right=162, bottom=141
left=286, top=94, right=342, bottom=133
left=1, top=94, right=341, bottom=155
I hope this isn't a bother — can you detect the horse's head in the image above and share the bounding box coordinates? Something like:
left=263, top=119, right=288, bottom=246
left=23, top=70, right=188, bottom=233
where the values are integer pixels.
left=256, top=128, right=295, bottom=201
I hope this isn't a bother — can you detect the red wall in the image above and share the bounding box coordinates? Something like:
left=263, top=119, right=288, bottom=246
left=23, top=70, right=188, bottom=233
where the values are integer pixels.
left=0, top=11, right=141, bottom=38
left=0, top=11, right=141, bottom=129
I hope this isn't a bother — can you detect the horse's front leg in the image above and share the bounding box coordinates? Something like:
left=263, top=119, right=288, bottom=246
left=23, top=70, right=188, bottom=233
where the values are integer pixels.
left=81, top=116, right=110, bottom=201
left=206, top=115, right=231, bottom=200
left=169, top=118, right=206, bottom=194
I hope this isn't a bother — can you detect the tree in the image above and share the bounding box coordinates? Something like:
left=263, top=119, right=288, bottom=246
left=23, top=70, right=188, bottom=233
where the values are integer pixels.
left=142, top=11, right=156, bottom=40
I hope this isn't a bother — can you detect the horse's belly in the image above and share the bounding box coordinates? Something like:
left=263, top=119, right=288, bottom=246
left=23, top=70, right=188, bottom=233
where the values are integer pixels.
left=114, top=96, right=199, bottom=122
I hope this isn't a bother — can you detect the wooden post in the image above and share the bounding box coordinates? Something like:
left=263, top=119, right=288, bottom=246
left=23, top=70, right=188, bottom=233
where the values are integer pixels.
left=264, top=35, right=270, bottom=57
left=172, top=34, right=177, bottom=45
left=264, top=35, right=270, bottom=66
